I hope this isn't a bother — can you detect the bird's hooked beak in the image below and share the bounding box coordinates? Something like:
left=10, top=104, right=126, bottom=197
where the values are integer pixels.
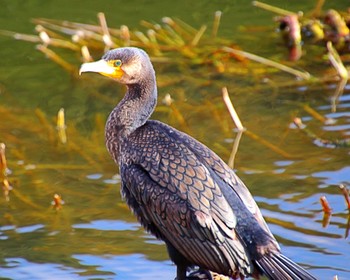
left=79, top=60, right=124, bottom=79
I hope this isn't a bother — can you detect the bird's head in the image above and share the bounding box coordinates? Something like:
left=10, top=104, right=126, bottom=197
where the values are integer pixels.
left=79, top=47, right=154, bottom=85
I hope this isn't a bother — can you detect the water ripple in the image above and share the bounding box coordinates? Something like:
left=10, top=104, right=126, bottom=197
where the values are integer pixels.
left=73, top=220, right=139, bottom=231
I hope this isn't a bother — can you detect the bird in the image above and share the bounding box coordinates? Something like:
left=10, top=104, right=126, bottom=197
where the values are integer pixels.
left=79, top=47, right=316, bottom=280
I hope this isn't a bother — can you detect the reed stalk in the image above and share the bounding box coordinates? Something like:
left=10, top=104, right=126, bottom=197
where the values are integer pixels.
left=252, top=1, right=295, bottom=16
left=223, top=47, right=311, bottom=80
left=212, top=11, right=222, bottom=38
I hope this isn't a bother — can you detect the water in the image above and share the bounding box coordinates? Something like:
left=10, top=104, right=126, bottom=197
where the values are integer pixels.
left=1, top=0, right=349, bottom=279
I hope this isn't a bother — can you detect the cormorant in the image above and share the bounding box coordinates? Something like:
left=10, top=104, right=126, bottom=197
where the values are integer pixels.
left=79, top=47, right=316, bottom=280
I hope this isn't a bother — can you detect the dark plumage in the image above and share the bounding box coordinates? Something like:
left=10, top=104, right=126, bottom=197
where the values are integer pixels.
left=79, top=47, right=316, bottom=280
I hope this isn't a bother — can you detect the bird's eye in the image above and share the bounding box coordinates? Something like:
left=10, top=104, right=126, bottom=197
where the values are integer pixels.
left=114, top=60, right=122, bottom=67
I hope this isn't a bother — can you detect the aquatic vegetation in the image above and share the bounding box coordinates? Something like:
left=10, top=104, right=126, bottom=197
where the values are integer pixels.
left=0, top=10, right=312, bottom=79
left=51, top=193, right=64, bottom=211
left=319, top=185, right=350, bottom=237
left=253, top=1, right=350, bottom=60
left=0, top=143, right=12, bottom=201
left=293, top=117, right=350, bottom=148
left=340, top=184, right=350, bottom=210
left=0, top=5, right=348, bottom=103
left=56, top=108, right=67, bottom=144
left=2, top=12, right=246, bottom=75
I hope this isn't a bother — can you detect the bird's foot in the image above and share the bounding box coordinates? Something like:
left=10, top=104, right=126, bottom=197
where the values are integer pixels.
left=186, top=269, right=213, bottom=280
left=186, top=269, right=230, bottom=280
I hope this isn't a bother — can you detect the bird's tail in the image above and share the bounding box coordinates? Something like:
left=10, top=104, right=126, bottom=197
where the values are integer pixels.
left=255, top=253, right=317, bottom=280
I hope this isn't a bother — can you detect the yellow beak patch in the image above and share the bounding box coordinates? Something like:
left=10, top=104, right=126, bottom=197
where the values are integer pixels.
left=79, top=59, right=124, bottom=79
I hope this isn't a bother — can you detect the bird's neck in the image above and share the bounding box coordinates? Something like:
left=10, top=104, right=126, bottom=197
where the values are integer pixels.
left=105, top=76, right=157, bottom=162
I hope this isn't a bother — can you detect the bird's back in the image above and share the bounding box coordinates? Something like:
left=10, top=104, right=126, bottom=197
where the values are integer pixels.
left=117, top=119, right=279, bottom=277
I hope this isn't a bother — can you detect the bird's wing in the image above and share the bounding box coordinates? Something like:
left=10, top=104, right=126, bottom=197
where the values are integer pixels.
left=122, top=123, right=253, bottom=275
left=162, top=122, right=274, bottom=238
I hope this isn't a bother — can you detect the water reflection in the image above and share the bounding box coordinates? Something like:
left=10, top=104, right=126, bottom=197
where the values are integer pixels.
left=73, top=220, right=139, bottom=231
left=74, top=254, right=174, bottom=280
left=1, top=255, right=174, bottom=280
left=2, top=258, right=85, bottom=280
left=313, top=167, right=350, bottom=185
